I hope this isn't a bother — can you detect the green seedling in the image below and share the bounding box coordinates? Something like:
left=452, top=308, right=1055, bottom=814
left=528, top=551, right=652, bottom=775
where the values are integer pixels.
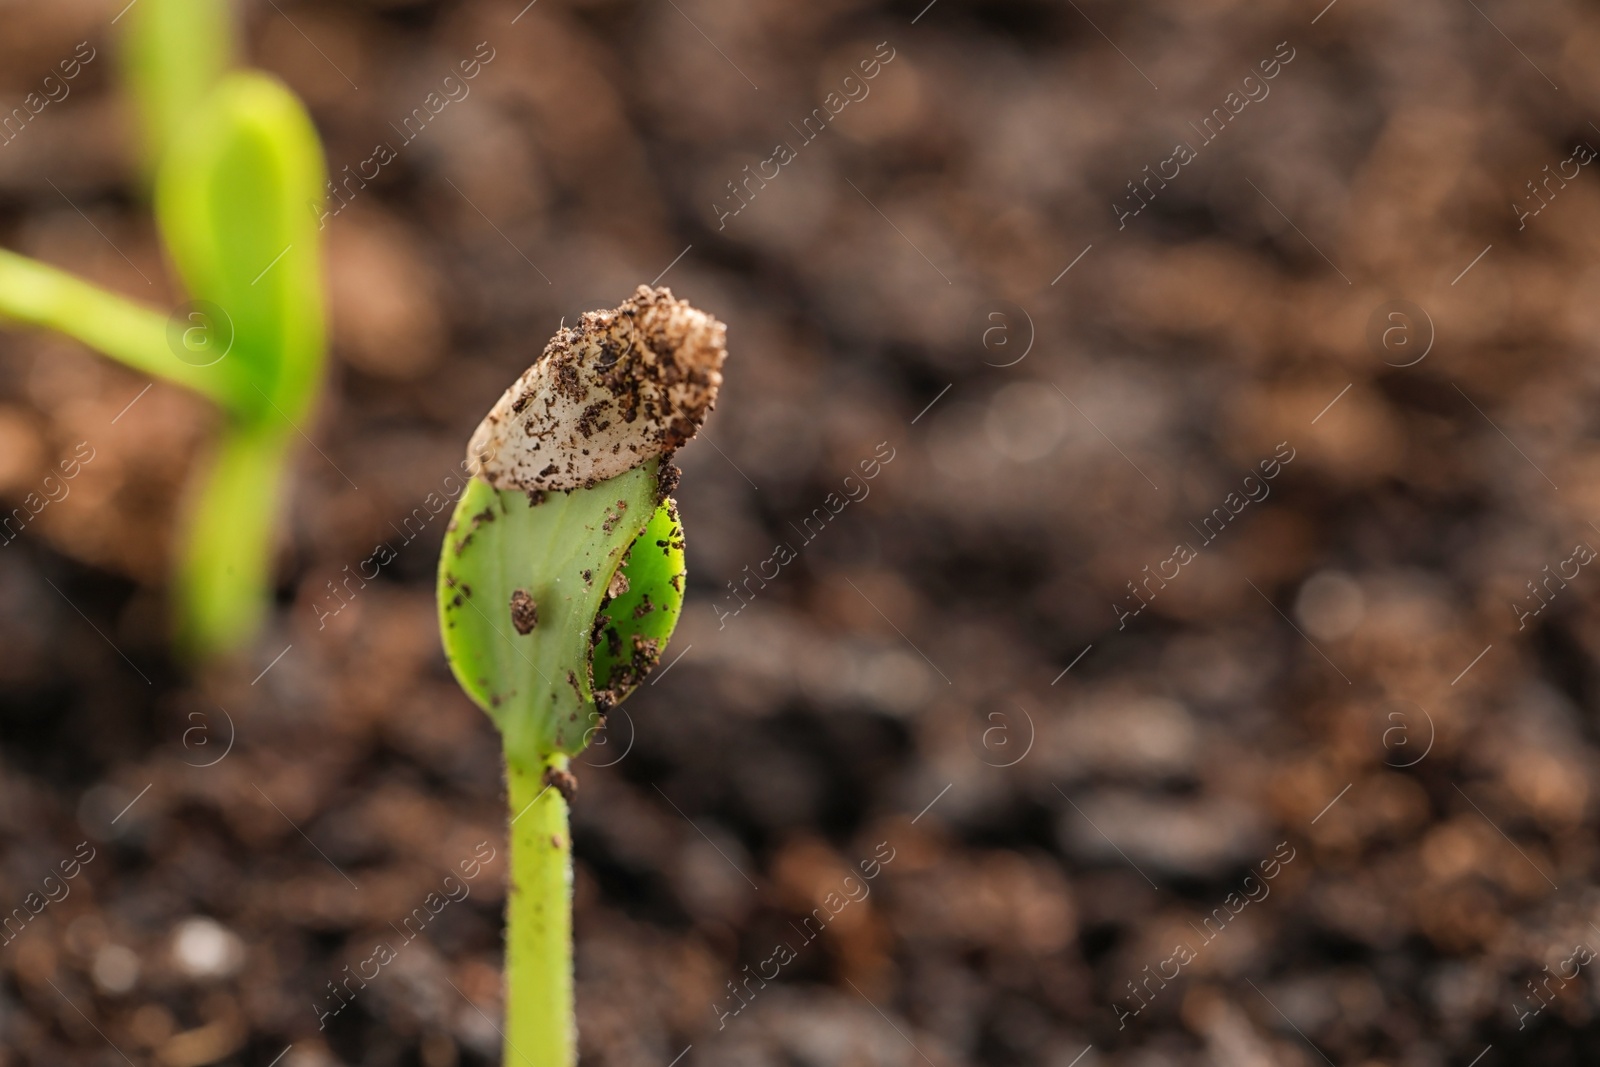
left=121, top=0, right=234, bottom=180
left=0, top=0, right=326, bottom=658
left=438, top=286, right=727, bottom=1065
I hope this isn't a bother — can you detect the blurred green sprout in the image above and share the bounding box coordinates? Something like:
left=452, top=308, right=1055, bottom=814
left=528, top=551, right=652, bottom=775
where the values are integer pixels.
left=0, top=0, right=327, bottom=659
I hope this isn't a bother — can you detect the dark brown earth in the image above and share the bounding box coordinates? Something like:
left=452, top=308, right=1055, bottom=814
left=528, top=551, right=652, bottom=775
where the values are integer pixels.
left=4, top=1, right=1600, bottom=1066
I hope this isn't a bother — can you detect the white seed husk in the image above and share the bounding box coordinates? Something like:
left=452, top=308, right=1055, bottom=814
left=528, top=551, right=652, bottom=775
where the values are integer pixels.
left=468, top=285, right=727, bottom=491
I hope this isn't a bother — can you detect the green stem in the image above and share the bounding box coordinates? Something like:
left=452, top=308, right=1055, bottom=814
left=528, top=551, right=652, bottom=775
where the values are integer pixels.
left=175, top=424, right=291, bottom=658
left=0, top=247, right=237, bottom=409
left=505, top=754, right=575, bottom=1067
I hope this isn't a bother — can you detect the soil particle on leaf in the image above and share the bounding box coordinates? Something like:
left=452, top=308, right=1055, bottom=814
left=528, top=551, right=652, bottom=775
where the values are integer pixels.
left=590, top=612, right=612, bottom=650
left=509, top=589, right=538, bottom=634
left=543, top=766, right=578, bottom=804
left=607, top=569, right=630, bottom=600
left=632, top=634, right=661, bottom=667
left=658, top=464, right=682, bottom=497
left=591, top=633, right=665, bottom=712
left=454, top=508, right=499, bottom=555
left=632, top=593, right=654, bottom=618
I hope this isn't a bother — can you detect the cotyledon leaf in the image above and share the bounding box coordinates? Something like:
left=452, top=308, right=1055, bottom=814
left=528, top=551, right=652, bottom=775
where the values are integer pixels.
left=590, top=494, right=686, bottom=712
left=437, top=459, right=684, bottom=770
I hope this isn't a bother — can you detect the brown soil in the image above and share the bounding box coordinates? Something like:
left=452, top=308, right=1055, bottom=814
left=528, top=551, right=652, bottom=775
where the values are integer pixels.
left=2, top=2, right=1600, bottom=1067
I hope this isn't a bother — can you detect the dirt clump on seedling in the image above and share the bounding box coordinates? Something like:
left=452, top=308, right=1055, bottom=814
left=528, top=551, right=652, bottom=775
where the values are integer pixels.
left=543, top=765, right=578, bottom=803
left=606, top=570, right=630, bottom=599
left=509, top=588, right=538, bottom=634
left=591, top=633, right=663, bottom=713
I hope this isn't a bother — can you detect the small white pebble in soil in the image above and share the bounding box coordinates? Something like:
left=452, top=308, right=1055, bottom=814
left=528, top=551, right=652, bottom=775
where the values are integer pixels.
left=985, top=382, right=1069, bottom=462
left=91, top=943, right=140, bottom=994
left=170, top=916, right=244, bottom=979
left=1295, top=570, right=1366, bottom=641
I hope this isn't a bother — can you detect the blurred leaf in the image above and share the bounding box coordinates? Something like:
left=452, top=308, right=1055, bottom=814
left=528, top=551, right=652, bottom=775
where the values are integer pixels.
left=154, top=71, right=326, bottom=425
left=153, top=71, right=329, bottom=656
left=0, top=249, right=229, bottom=404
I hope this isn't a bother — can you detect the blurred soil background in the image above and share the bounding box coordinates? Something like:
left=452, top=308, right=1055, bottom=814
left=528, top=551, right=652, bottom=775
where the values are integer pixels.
left=4, top=0, right=1600, bottom=1064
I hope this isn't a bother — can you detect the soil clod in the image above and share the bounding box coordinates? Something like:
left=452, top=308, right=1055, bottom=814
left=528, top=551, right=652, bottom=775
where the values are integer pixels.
left=509, top=589, right=538, bottom=634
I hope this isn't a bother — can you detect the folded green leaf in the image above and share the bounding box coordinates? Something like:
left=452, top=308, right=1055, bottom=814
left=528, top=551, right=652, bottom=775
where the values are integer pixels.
left=590, top=495, right=686, bottom=712
left=438, top=461, right=684, bottom=771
